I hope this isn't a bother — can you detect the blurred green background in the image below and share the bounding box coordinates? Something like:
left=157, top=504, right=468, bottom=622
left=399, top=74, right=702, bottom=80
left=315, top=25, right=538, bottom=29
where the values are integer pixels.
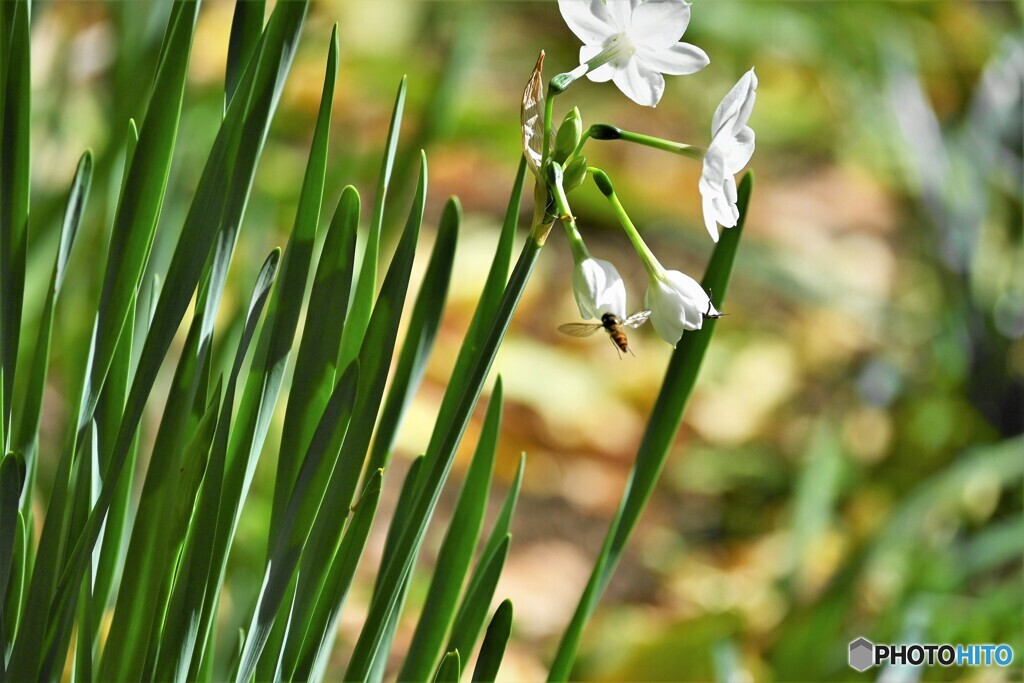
left=21, top=0, right=1023, bottom=680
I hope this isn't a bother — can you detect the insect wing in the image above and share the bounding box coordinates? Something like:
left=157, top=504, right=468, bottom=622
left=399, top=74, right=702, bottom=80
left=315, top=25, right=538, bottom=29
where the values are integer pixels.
left=622, top=310, right=652, bottom=329
left=558, top=322, right=603, bottom=338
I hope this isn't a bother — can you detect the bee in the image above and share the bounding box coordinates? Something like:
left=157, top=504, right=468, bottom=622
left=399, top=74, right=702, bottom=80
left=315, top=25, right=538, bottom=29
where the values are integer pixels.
left=558, top=310, right=652, bottom=357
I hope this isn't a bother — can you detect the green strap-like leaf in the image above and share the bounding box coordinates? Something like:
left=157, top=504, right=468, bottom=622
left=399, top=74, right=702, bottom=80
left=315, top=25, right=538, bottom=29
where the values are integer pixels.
left=34, top=4, right=309, bottom=678
left=366, top=196, right=460, bottom=476
left=443, top=534, right=511, bottom=676
left=272, top=182, right=359, bottom=547
left=398, top=378, right=504, bottom=681
left=547, top=173, right=753, bottom=682
left=79, top=0, right=199, bottom=431
left=449, top=453, right=524, bottom=660
left=12, top=150, right=91, bottom=501
left=212, top=18, right=335, bottom=626
left=346, top=168, right=539, bottom=681
left=298, top=467, right=385, bottom=683
left=99, top=304, right=210, bottom=682
left=40, top=424, right=98, bottom=681
left=0, top=451, right=24, bottom=635
left=291, top=156, right=427, bottom=659
left=427, top=157, right=525, bottom=459
left=433, top=650, right=461, bottom=683
left=2, top=510, right=25, bottom=657
left=338, top=77, right=407, bottom=371
left=260, top=185, right=360, bottom=680
left=8, top=3, right=206, bottom=671
left=234, top=361, right=360, bottom=683
left=225, top=0, right=265, bottom=108
left=99, top=237, right=225, bottom=678
left=153, top=250, right=280, bottom=683
left=472, top=599, right=513, bottom=683
left=0, top=0, right=30, bottom=426
left=89, top=292, right=136, bottom=640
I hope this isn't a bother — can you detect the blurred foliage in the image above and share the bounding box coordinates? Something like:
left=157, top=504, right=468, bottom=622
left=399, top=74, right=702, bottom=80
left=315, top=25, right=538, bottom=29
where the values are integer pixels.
left=20, top=0, right=1023, bottom=680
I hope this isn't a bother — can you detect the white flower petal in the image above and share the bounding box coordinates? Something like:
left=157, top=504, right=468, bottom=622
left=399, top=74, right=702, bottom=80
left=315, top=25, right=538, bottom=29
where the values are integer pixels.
left=630, top=0, right=691, bottom=49
left=558, top=0, right=617, bottom=45
left=605, top=0, right=639, bottom=31
left=612, top=57, right=665, bottom=107
left=645, top=269, right=710, bottom=346
left=573, top=257, right=627, bottom=319
left=718, top=125, right=755, bottom=172
left=580, top=45, right=616, bottom=82
left=636, top=42, right=708, bottom=76
left=702, top=193, right=721, bottom=242
left=699, top=148, right=728, bottom=241
left=712, top=68, right=758, bottom=137
left=646, top=282, right=686, bottom=346
left=664, top=270, right=710, bottom=330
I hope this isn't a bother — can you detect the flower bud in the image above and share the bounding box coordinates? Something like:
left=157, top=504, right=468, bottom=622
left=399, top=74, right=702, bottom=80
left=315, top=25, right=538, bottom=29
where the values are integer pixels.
left=563, top=155, right=588, bottom=193
left=588, top=123, right=622, bottom=140
left=553, top=107, right=583, bottom=163
left=573, top=257, right=627, bottom=320
left=645, top=270, right=718, bottom=347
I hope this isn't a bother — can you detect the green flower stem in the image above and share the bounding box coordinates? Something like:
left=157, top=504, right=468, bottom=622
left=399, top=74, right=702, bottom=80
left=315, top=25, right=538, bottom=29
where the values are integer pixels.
left=570, top=126, right=594, bottom=159
left=584, top=124, right=705, bottom=160
left=549, top=173, right=753, bottom=682
left=541, top=91, right=556, bottom=168
left=545, top=44, right=622, bottom=163
left=548, top=163, right=590, bottom=264
left=588, top=168, right=664, bottom=280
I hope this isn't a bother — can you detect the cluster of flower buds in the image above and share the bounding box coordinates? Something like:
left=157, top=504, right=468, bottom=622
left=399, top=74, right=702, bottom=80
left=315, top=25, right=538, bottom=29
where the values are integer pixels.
left=525, top=0, right=756, bottom=348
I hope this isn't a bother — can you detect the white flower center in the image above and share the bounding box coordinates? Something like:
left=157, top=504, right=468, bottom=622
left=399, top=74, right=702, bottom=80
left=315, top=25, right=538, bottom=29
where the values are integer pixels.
left=604, top=32, right=636, bottom=64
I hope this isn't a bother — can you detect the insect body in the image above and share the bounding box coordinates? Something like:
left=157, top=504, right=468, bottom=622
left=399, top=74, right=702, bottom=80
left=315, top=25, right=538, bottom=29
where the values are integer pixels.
left=558, top=310, right=652, bottom=357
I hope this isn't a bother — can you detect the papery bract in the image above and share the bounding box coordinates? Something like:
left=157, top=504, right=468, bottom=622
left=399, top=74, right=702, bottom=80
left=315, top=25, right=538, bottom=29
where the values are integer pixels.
left=573, top=257, right=628, bottom=320
left=645, top=269, right=717, bottom=346
left=559, top=0, right=709, bottom=107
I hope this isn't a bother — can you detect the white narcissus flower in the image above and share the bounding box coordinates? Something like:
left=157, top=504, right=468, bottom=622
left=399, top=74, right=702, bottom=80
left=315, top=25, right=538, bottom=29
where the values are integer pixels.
left=572, top=257, right=628, bottom=320
left=645, top=269, right=718, bottom=347
left=558, top=0, right=709, bottom=107
left=700, top=68, right=757, bottom=241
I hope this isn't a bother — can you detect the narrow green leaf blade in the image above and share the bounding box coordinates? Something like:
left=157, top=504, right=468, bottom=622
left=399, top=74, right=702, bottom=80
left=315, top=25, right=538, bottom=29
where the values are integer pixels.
left=366, top=196, right=460, bottom=475
left=472, top=600, right=513, bottom=683
left=272, top=181, right=358, bottom=546
left=0, top=452, right=24, bottom=617
left=98, top=312, right=210, bottom=682
left=234, top=361, right=360, bottom=683
left=225, top=0, right=265, bottom=107
left=82, top=0, right=199, bottom=429
left=433, top=650, right=461, bottom=683
left=0, top=0, right=31, bottom=422
left=432, top=156, right=525, bottom=433
left=444, top=535, right=511, bottom=673
left=12, top=150, right=91, bottom=485
left=292, top=156, right=427, bottom=653
left=547, top=173, right=752, bottom=682
left=216, top=16, right=335, bottom=588
left=90, top=294, right=136, bottom=639
left=2, top=511, right=25, bottom=653
left=398, top=379, right=503, bottom=681
left=39, top=4, right=309, bottom=676
left=298, top=467, right=384, bottom=683
left=154, top=250, right=280, bottom=683
left=345, top=171, right=541, bottom=681
left=459, top=453, right=524, bottom=619
left=338, top=77, right=407, bottom=370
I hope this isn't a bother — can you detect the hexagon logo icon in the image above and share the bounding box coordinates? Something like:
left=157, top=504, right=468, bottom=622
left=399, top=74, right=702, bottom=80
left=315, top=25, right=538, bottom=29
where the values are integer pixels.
left=849, top=637, right=874, bottom=672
